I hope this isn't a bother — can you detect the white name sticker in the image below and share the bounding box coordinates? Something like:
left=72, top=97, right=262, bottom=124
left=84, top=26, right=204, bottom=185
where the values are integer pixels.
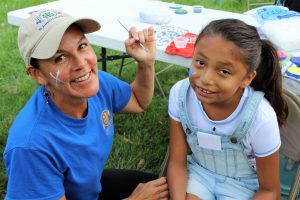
left=197, top=131, right=222, bottom=150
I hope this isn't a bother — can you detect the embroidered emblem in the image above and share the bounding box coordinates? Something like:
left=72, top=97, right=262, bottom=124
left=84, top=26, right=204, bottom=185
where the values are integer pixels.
left=34, top=10, right=65, bottom=31
left=101, top=109, right=112, bottom=134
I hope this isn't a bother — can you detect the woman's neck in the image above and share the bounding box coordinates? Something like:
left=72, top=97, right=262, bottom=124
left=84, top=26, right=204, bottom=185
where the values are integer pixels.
left=53, top=98, right=88, bottom=119
left=45, top=88, right=88, bottom=119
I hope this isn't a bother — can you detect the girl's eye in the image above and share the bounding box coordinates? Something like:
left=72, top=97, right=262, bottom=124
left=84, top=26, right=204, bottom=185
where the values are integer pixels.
left=54, top=55, right=66, bottom=63
left=196, top=59, right=205, bottom=66
left=219, top=69, right=231, bottom=76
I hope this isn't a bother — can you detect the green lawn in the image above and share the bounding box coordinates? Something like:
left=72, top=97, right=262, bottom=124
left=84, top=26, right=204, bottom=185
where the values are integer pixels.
left=0, top=0, right=256, bottom=198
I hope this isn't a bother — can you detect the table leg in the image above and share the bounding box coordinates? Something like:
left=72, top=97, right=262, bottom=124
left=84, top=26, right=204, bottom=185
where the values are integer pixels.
left=101, top=47, right=107, bottom=71
left=98, top=48, right=132, bottom=73
left=98, top=47, right=170, bottom=99
left=155, top=75, right=167, bottom=99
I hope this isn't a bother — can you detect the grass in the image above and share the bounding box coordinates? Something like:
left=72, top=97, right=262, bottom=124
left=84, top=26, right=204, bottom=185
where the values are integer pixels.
left=0, top=0, right=266, bottom=198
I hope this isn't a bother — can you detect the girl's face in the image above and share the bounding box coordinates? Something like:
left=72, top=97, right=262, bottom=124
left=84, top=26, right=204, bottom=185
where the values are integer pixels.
left=190, top=35, right=256, bottom=108
left=34, top=25, right=99, bottom=104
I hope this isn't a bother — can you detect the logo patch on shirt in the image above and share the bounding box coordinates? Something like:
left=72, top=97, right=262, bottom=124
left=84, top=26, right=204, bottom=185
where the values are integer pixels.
left=101, top=109, right=112, bottom=134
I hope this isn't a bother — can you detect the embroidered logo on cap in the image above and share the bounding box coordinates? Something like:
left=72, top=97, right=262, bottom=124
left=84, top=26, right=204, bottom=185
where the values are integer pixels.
left=34, top=10, right=65, bottom=31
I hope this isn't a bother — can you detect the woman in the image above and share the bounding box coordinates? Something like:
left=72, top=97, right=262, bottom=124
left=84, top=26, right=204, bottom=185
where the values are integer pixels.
left=4, top=9, right=168, bottom=200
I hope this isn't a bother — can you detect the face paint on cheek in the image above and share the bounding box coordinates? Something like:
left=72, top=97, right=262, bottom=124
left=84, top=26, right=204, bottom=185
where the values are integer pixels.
left=49, top=68, right=70, bottom=86
left=189, top=69, right=196, bottom=76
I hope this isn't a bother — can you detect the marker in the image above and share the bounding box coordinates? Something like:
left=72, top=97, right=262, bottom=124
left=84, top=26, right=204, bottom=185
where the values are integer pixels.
left=286, top=67, right=300, bottom=79
left=281, top=61, right=293, bottom=75
left=290, top=57, right=300, bottom=67
left=117, top=19, right=148, bottom=52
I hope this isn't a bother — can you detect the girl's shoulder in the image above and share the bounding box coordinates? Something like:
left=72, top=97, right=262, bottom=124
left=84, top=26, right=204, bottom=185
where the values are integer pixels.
left=170, top=78, right=190, bottom=95
left=246, top=87, right=277, bottom=121
left=172, top=78, right=188, bottom=88
left=247, top=87, right=276, bottom=114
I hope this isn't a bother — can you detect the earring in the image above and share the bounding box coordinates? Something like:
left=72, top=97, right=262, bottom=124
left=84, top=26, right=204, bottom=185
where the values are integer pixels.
left=43, top=88, right=51, bottom=104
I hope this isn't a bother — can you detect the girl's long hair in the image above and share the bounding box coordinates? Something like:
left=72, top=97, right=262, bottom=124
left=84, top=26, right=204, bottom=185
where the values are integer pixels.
left=195, top=19, right=288, bottom=126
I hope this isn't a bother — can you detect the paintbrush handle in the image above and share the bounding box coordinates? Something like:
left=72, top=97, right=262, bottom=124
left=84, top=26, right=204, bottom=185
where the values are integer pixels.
left=117, top=19, right=148, bottom=52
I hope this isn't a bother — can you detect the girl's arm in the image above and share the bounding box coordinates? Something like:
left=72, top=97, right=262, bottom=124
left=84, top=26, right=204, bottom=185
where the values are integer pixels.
left=167, top=117, right=188, bottom=200
left=252, top=150, right=280, bottom=200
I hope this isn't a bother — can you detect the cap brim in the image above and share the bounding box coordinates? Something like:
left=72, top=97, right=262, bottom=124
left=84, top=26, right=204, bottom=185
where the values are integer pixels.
left=31, top=18, right=100, bottom=60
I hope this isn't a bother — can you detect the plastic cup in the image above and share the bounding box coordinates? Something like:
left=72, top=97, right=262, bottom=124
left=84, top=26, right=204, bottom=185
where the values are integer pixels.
left=193, top=6, right=204, bottom=13
left=174, top=36, right=189, bottom=48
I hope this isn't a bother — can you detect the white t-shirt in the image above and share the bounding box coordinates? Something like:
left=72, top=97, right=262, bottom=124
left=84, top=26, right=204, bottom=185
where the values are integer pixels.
left=168, top=79, right=281, bottom=157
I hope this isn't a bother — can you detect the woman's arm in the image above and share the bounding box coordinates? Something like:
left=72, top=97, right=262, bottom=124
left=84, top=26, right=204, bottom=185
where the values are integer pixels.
left=121, top=26, right=156, bottom=113
left=167, top=117, right=188, bottom=200
left=252, top=150, right=280, bottom=200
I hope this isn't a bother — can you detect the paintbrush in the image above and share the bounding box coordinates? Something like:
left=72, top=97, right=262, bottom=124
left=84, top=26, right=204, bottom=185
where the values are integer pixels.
left=117, top=19, right=148, bottom=52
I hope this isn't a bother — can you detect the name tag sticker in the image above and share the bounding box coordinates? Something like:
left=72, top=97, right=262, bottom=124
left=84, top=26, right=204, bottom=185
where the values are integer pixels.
left=196, top=131, right=221, bottom=150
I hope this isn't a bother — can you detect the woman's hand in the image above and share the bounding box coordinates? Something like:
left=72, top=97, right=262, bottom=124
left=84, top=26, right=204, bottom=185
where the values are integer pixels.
left=125, top=26, right=156, bottom=64
left=126, top=177, right=169, bottom=200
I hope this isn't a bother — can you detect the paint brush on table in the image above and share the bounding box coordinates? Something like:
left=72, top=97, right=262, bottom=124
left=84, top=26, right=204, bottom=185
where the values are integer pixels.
left=117, top=19, right=148, bottom=52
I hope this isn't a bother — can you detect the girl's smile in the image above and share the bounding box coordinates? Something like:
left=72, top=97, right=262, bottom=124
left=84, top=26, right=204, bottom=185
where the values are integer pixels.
left=194, top=86, right=216, bottom=97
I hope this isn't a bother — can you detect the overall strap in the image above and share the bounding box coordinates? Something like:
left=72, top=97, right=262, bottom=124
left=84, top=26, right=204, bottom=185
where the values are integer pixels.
left=231, top=91, right=265, bottom=143
left=178, top=78, right=193, bottom=135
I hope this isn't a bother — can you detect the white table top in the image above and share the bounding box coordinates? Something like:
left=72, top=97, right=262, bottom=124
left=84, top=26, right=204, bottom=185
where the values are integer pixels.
left=8, top=0, right=260, bottom=68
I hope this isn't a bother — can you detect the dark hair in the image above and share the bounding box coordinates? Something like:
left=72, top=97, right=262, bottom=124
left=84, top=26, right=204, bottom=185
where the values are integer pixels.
left=30, top=58, right=39, bottom=69
left=195, top=19, right=288, bottom=126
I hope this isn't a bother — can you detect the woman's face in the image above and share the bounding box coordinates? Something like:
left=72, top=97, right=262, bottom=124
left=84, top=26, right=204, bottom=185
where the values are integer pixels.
left=190, top=35, right=256, bottom=108
left=36, top=25, right=99, bottom=104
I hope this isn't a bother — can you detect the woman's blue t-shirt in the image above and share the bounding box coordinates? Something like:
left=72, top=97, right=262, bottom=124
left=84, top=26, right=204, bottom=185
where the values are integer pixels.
left=3, top=70, right=131, bottom=200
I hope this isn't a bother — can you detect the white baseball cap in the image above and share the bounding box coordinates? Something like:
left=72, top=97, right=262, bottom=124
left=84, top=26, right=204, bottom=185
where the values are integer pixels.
left=18, top=9, right=100, bottom=65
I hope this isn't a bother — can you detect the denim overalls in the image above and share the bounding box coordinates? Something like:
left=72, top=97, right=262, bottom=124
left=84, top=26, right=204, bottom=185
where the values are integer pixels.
left=179, top=78, right=264, bottom=179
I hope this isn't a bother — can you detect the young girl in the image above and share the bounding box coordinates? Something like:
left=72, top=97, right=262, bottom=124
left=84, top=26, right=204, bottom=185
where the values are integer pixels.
left=167, top=19, right=288, bottom=200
